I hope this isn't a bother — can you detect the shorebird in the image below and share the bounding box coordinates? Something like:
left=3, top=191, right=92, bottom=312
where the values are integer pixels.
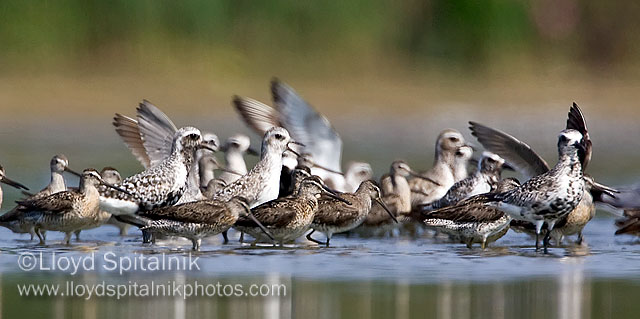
left=116, top=197, right=272, bottom=250
left=352, top=161, right=432, bottom=236
left=469, top=103, right=615, bottom=246
left=95, top=167, right=131, bottom=236
left=423, top=178, right=521, bottom=249
left=420, top=152, right=506, bottom=211
left=0, top=155, right=77, bottom=239
left=279, top=165, right=312, bottom=198
left=308, top=180, right=397, bottom=246
left=211, top=127, right=302, bottom=207
left=112, top=100, right=219, bottom=205
left=614, top=209, right=640, bottom=236
left=409, top=129, right=472, bottom=208
left=0, top=164, right=29, bottom=210
left=480, top=129, right=587, bottom=252
left=99, top=127, right=216, bottom=215
left=509, top=174, right=616, bottom=245
left=234, top=176, right=349, bottom=246
left=14, top=169, right=130, bottom=245
left=233, top=78, right=371, bottom=192
left=217, top=134, right=258, bottom=184
left=203, top=179, right=227, bottom=199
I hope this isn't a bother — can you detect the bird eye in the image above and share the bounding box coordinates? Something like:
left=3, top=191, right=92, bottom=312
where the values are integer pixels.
left=274, top=133, right=284, bottom=140
left=449, top=137, right=459, bottom=142
left=231, top=142, right=240, bottom=148
left=559, top=135, right=568, bottom=142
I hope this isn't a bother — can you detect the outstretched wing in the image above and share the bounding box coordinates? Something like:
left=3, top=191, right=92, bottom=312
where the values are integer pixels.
left=469, top=121, right=550, bottom=180
left=233, top=96, right=282, bottom=136
left=600, top=184, right=640, bottom=209
left=113, top=113, right=151, bottom=168
left=271, top=78, right=343, bottom=173
left=136, top=100, right=177, bottom=167
left=566, top=102, right=592, bottom=171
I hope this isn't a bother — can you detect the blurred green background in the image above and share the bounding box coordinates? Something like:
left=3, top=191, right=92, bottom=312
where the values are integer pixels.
left=0, top=0, right=639, bottom=184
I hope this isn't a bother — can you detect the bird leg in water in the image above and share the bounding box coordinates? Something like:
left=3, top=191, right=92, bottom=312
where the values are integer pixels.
left=306, top=229, right=326, bottom=246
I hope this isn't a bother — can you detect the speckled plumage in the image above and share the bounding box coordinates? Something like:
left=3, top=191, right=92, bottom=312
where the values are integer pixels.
left=0, top=155, right=74, bottom=238
left=13, top=169, right=111, bottom=245
left=421, top=152, right=505, bottom=211
left=100, top=127, right=205, bottom=214
left=423, top=178, right=520, bottom=249
left=488, top=130, right=586, bottom=251
left=118, top=197, right=252, bottom=250
left=212, top=127, right=294, bottom=208
left=309, top=180, right=388, bottom=245
left=234, top=176, right=332, bottom=245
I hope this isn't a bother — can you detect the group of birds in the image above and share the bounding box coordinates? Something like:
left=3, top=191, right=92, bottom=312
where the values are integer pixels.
left=0, top=78, right=639, bottom=253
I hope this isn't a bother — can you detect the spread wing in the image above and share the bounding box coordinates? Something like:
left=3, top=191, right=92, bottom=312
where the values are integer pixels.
left=233, top=96, right=282, bottom=136
left=423, top=194, right=505, bottom=223
left=600, top=184, right=640, bottom=209
left=469, top=121, right=550, bottom=180
left=136, top=100, right=177, bottom=167
left=271, top=78, right=343, bottom=173
left=566, top=102, right=592, bottom=171
left=113, top=113, right=151, bottom=168
left=15, top=191, right=79, bottom=213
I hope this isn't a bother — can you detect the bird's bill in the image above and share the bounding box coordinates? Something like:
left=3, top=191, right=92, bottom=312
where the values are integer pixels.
left=311, top=162, right=345, bottom=176
left=592, top=181, right=619, bottom=198
left=289, top=140, right=305, bottom=147
left=285, top=146, right=302, bottom=157
left=502, top=162, right=516, bottom=171
left=101, top=181, right=133, bottom=196
left=64, top=167, right=82, bottom=177
left=320, top=185, right=351, bottom=205
left=0, top=176, right=29, bottom=190
left=247, top=148, right=260, bottom=156
left=241, top=206, right=274, bottom=241
left=198, top=144, right=218, bottom=153
left=325, top=192, right=351, bottom=205
left=408, top=171, right=441, bottom=186
left=574, top=141, right=587, bottom=153
left=375, top=198, right=398, bottom=223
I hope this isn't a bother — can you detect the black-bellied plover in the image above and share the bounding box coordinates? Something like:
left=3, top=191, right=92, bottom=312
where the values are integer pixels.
left=420, top=152, right=506, bottom=211
left=423, top=178, right=521, bottom=249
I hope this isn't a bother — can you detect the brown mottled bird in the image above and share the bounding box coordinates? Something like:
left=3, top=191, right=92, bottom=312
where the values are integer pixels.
left=423, top=178, right=521, bottom=249
left=308, top=180, right=397, bottom=246
left=234, top=176, right=349, bottom=246
left=12, top=169, right=129, bottom=245
left=116, top=197, right=271, bottom=251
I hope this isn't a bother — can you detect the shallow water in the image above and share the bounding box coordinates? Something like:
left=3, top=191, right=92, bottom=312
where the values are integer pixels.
left=0, top=216, right=639, bottom=319
left=1, top=115, right=639, bottom=318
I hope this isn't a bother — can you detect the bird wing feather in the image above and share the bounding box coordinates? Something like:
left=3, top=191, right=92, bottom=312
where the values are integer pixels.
left=136, top=100, right=177, bottom=167
left=271, top=79, right=343, bottom=173
left=113, top=113, right=152, bottom=168
left=469, top=121, right=550, bottom=180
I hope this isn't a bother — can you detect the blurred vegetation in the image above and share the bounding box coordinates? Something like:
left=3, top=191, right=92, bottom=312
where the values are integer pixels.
left=1, top=0, right=639, bottom=76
